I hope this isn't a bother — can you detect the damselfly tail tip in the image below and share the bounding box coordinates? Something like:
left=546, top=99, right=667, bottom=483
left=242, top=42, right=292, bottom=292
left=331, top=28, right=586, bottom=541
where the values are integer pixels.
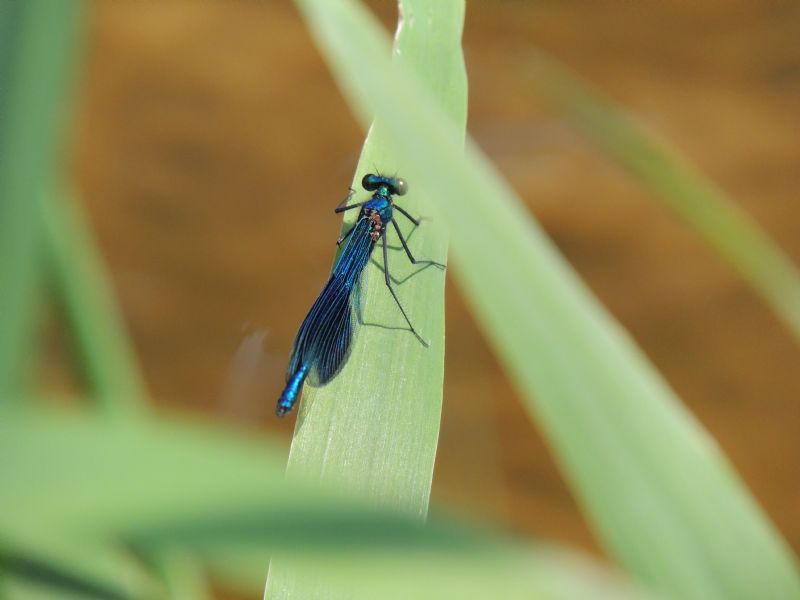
left=276, top=364, right=309, bottom=417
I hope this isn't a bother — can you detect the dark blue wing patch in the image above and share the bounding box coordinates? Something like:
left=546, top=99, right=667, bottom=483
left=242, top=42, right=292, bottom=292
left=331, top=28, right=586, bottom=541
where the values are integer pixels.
left=285, top=218, right=375, bottom=388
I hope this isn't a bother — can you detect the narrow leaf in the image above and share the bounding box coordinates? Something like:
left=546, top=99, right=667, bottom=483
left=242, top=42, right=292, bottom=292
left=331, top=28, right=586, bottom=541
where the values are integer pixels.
left=0, top=530, right=157, bottom=600
left=281, top=0, right=466, bottom=517
left=1, top=409, right=647, bottom=600
left=0, top=0, right=85, bottom=397
left=40, top=184, right=148, bottom=414
left=285, top=0, right=800, bottom=598
left=526, top=49, right=800, bottom=343
left=267, top=4, right=466, bottom=596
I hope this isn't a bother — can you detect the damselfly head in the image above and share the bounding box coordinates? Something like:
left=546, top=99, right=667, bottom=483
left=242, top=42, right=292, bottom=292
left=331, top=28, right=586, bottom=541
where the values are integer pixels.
left=362, top=173, right=408, bottom=197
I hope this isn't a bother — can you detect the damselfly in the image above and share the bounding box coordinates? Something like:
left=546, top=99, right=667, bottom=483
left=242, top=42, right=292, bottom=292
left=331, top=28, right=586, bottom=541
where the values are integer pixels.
left=276, top=174, right=441, bottom=417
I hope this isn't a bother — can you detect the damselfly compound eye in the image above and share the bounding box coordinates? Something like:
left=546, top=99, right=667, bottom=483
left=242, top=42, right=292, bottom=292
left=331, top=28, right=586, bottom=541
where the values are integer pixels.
left=362, top=173, right=379, bottom=191
left=393, top=178, right=408, bottom=196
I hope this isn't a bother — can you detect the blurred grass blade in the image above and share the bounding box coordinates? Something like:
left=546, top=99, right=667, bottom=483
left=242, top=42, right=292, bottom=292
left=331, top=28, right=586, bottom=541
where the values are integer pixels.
left=40, top=184, right=147, bottom=414
left=138, top=550, right=210, bottom=600
left=0, top=1, right=85, bottom=398
left=39, top=182, right=205, bottom=590
left=286, top=0, right=800, bottom=598
left=0, top=410, right=289, bottom=534
left=526, top=49, right=800, bottom=342
left=261, top=549, right=648, bottom=600
left=183, top=545, right=651, bottom=600
left=122, top=448, right=648, bottom=600
left=0, top=530, right=158, bottom=600
left=0, top=409, right=279, bottom=600
left=2, top=409, right=648, bottom=600
left=1, top=551, right=134, bottom=600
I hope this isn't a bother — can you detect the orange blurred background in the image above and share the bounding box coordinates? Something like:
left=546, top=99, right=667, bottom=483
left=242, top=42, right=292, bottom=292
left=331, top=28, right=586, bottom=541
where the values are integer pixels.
left=56, top=0, right=800, bottom=560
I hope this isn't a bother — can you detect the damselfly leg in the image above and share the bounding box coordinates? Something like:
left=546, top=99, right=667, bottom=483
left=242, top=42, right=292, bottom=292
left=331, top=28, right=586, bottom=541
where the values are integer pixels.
left=381, top=233, right=429, bottom=347
left=334, top=188, right=364, bottom=213
left=336, top=189, right=367, bottom=245
left=390, top=220, right=446, bottom=269
left=393, top=204, right=420, bottom=227
left=337, top=223, right=357, bottom=246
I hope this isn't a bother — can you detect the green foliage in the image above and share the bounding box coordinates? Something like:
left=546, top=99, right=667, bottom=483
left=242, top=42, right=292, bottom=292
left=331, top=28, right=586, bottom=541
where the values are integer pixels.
left=290, top=0, right=800, bottom=598
left=1, top=409, right=645, bottom=600
left=526, top=49, right=800, bottom=342
left=266, top=2, right=466, bottom=592
left=0, top=0, right=85, bottom=398
left=280, top=0, right=465, bottom=518
left=0, top=0, right=798, bottom=599
left=42, top=185, right=148, bottom=414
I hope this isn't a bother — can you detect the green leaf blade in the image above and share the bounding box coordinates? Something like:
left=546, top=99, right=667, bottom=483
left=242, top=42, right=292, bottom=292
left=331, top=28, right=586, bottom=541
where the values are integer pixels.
left=2, top=408, right=651, bottom=600
left=280, top=0, right=467, bottom=517
left=283, top=0, right=800, bottom=598
left=0, top=0, right=86, bottom=398
left=525, top=49, right=800, bottom=343
left=267, top=1, right=466, bottom=597
left=41, top=186, right=148, bottom=415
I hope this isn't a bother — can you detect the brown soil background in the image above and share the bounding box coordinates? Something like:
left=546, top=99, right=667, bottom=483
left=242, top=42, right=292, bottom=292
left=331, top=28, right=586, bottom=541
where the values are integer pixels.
left=61, top=0, right=800, bottom=580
